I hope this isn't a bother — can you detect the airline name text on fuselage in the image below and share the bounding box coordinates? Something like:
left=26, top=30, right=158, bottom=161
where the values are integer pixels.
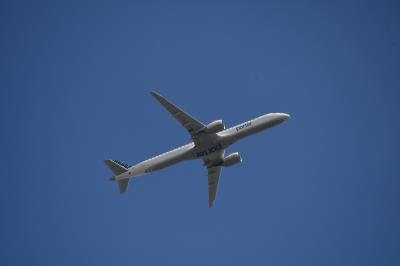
left=196, top=143, right=223, bottom=157
left=236, top=121, right=252, bottom=132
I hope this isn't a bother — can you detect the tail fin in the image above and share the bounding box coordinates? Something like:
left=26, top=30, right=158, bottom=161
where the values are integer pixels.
left=104, top=159, right=131, bottom=193
left=104, top=159, right=129, bottom=175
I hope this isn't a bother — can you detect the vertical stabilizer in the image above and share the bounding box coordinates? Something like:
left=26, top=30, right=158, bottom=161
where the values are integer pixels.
left=104, top=159, right=129, bottom=175
left=104, top=159, right=131, bottom=193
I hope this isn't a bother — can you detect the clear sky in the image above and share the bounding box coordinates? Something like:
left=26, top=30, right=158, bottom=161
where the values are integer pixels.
left=1, top=1, right=400, bottom=265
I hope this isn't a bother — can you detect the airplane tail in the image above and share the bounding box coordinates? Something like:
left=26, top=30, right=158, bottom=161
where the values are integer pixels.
left=104, top=159, right=131, bottom=193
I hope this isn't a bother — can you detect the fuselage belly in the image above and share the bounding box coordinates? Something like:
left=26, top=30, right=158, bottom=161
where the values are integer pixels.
left=117, top=113, right=289, bottom=180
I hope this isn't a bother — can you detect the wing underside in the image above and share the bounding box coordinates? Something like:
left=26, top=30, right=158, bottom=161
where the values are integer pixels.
left=150, top=91, right=205, bottom=144
left=207, top=165, right=222, bottom=208
left=203, top=150, right=225, bottom=208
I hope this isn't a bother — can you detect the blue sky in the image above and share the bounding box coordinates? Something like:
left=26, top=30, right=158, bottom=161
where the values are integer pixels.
left=1, top=1, right=400, bottom=265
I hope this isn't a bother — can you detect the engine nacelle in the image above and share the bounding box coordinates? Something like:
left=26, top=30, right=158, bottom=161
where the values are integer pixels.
left=204, top=120, right=225, bottom=133
left=222, top=152, right=242, bottom=167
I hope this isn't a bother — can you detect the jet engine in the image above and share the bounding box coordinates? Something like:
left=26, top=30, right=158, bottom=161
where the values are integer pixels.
left=204, top=120, right=225, bottom=133
left=222, top=152, right=242, bottom=167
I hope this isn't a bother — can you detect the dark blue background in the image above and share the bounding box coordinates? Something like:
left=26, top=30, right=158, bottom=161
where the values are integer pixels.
left=1, top=1, right=399, bottom=265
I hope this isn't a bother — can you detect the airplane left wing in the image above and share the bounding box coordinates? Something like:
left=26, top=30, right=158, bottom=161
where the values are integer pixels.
left=203, top=150, right=225, bottom=208
left=207, top=165, right=222, bottom=208
left=150, top=91, right=205, bottom=143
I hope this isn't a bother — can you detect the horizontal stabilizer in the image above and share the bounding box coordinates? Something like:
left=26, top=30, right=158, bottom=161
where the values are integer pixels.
left=118, top=178, right=130, bottom=193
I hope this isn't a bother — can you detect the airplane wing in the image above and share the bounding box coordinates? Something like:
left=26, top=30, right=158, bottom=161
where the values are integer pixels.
left=203, top=150, right=225, bottom=208
left=150, top=91, right=205, bottom=143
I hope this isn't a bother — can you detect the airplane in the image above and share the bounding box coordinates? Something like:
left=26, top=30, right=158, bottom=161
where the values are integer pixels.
left=105, top=91, right=290, bottom=207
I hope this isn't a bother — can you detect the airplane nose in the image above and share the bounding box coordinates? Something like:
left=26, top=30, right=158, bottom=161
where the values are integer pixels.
left=267, top=113, right=290, bottom=127
left=281, top=113, right=290, bottom=121
left=275, top=113, right=290, bottom=122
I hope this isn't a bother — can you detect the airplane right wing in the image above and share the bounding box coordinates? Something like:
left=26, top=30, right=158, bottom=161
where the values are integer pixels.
left=150, top=91, right=205, bottom=144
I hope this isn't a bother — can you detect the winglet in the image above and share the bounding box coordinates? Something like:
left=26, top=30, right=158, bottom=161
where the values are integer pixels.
left=209, top=200, right=215, bottom=208
left=150, top=90, right=161, bottom=98
left=150, top=91, right=167, bottom=104
left=150, top=91, right=173, bottom=110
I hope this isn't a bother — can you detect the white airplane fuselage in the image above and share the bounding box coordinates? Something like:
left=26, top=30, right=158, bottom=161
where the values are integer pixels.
left=115, top=112, right=289, bottom=181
